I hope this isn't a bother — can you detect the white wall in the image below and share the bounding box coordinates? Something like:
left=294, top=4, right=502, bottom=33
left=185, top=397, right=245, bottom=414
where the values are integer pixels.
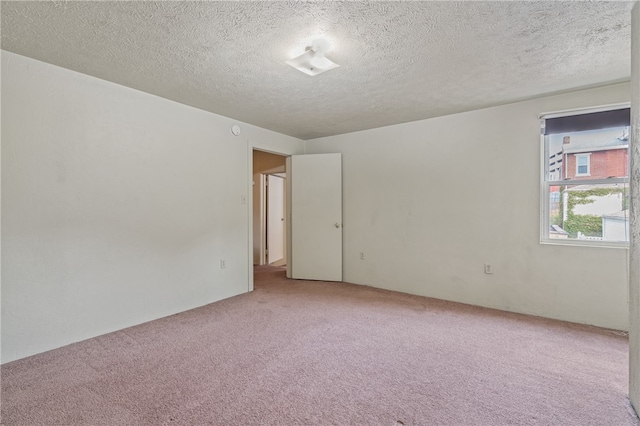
left=629, top=2, right=640, bottom=413
left=1, top=51, right=303, bottom=363
left=305, top=83, right=631, bottom=331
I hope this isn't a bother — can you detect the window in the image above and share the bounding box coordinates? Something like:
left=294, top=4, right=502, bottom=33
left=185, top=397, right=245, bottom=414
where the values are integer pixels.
left=540, top=105, right=630, bottom=245
left=575, top=154, right=590, bottom=176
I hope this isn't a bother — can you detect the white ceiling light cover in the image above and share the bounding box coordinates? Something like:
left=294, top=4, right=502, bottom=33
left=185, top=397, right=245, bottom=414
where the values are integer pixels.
left=286, top=38, right=339, bottom=76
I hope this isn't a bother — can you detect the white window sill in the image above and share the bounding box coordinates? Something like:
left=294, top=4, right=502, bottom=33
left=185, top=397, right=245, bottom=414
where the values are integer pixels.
left=540, top=238, right=629, bottom=249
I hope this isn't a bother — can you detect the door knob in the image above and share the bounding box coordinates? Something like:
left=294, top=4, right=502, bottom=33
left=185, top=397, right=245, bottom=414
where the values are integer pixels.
left=335, top=223, right=341, bottom=228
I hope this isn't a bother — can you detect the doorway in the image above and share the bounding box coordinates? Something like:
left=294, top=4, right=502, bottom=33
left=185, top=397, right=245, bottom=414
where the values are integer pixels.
left=252, top=150, right=287, bottom=267
left=266, top=173, right=286, bottom=266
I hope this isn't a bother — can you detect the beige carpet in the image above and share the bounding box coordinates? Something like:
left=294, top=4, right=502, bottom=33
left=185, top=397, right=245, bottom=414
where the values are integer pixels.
left=1, top=265, right=638, bottom=425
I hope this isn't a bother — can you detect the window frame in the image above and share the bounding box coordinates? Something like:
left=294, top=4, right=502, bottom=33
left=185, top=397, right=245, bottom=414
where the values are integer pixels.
left=539, top=103, right=630, bottom=248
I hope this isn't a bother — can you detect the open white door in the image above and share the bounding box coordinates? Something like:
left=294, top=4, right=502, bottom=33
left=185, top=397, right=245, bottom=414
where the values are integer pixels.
left=286, top=153, right=342, bottom=282
left=267, top=174, right=285, bottom=264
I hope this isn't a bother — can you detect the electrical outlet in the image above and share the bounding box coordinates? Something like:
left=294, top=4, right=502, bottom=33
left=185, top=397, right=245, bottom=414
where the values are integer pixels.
left=359, top=251, right=365, bottom=260
left=220, top=259, right=226, bottom=269
left=240, top=195, right=247, bottom=204
left=484, top=263, right=493, bottom=274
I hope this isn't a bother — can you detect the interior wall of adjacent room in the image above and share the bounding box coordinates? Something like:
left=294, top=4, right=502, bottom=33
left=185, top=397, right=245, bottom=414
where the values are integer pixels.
left=305, top=82, right=631, bottom=331
left=252, top=151, right=286, bottom=265
left=1, top=51, right=303, bottom=363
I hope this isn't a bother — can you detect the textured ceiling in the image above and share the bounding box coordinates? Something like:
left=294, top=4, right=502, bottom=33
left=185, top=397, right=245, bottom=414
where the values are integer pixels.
left=1, top=1, right=635, bottom=140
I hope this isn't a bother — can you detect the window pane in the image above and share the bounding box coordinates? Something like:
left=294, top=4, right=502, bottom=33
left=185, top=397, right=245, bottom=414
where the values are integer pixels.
left=546, top=126, right=629, bottom=181
left=547, top=183, right=629, bottom=242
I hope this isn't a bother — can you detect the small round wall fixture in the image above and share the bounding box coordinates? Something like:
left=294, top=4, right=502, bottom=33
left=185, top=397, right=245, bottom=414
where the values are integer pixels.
left=231, top=124, right=241, bottom=136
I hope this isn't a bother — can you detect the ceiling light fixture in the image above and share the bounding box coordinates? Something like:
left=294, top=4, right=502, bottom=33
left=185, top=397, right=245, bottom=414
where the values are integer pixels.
left=286, top=38, right=339, bottom=76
